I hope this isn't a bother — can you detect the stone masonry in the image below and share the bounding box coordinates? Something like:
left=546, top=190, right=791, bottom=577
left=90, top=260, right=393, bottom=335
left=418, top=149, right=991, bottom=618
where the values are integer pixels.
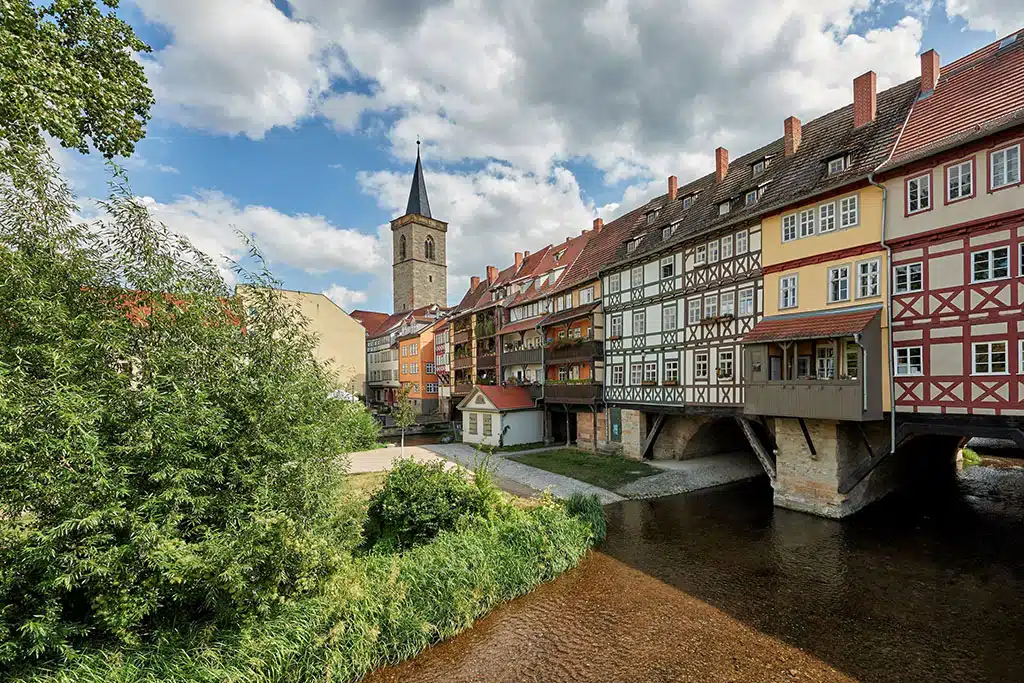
left=575, top=410, right=607, bottom=452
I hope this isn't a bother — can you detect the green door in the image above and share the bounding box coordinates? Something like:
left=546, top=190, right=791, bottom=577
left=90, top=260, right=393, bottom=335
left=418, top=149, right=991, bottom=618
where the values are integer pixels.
left=609, top=407, right=622, bottom=443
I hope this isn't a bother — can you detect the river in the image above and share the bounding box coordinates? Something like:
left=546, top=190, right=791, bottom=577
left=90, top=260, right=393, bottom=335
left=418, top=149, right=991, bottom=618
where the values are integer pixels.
left=366, top=461, right=1024, bottom=682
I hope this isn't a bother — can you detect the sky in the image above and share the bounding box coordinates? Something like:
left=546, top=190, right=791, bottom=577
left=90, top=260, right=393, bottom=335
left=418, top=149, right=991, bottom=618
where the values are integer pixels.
left=55, top=0, right=1024, bottom=314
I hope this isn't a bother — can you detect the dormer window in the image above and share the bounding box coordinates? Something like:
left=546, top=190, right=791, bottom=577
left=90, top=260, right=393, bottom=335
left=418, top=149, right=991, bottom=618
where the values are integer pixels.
left=719, top=201, right=731, bottom=216
left=745, top=189, right=759, bottom=206
left=662, top=224, right=676, bottom=241
left=646, top=209, right=660, bottom=225
left=682, top=195, right=695, bottom=210
left=752, top=159, right=766, bottom=177
left=626, top=238, right=640, bottom=253
left=553, top=249, right=566, bottom=263
left=827, top=155, right=849, bottom=175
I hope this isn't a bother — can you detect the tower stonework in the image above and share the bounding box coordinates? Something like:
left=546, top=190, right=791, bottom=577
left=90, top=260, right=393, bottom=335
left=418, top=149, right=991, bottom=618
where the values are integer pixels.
left=391, top=147, right=447, bottom=312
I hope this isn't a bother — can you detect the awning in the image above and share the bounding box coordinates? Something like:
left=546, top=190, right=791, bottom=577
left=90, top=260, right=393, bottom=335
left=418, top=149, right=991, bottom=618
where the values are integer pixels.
left=498, top=316, right=545, bottom=335
left=540, top=302, right=600, bottom=327
left=743, top=305, right=881, bottom=344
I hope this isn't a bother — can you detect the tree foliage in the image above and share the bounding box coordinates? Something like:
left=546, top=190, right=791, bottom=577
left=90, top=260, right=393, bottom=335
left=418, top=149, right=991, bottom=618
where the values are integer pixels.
left=0, top=0, right=154, bottom=176
left=0, top=157, right=379, bottom=663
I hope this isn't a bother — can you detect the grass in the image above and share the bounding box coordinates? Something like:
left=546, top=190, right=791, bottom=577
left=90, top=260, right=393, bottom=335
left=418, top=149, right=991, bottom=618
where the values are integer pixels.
left=510, top=448, right=660, bottom=490
left=961, top=447, right=983, bottom=467
left=492, top=441, right=546, bottom=453
left=346, top=471, right=387, bottom=498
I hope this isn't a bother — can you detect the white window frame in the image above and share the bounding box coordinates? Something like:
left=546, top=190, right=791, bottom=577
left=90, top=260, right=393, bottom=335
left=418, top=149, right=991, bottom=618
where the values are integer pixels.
left=856, top=258, right=880, bottom=299
left=721, top=235, right=733, bottom=259
left=818, top=202, right=836, bottom=233
left=610, top=314, right=623, bottom=338
left=664, top=359, right=679, bottom=384
left=426, top=382, right=438, bottom=394
left=739, top=288, right=754, bottom=316
left=612, top=365, right=624, bottom=386
left=662, top=304, right=677, bottom=331
left=643, top=362, right=657, bottom=384
left=694, top=352, right=710, bottom=380
left=627, top=239, right=638, bottom=253
left=720, top=291, right=735, bottom=316
left=695, top=244, right=707, bottom=265
left=798, top=208, right=815, bottom=238
left=947, top=160, right=973, bottom=202
left=893, top=262, right=923, bottom=294
left=646, top=210, right=659, bottom=225
left=991, top=143, right=1021, bottom=190
left=425, top=362, right=435, bottom=374
left=973, top=341, right=1008, bottom=375
left=906, top=173, right=931, bottom=214
left=895, top=346, right=923, bottom=377
left=708, top=240, right=720, bottom=263
left=630, top=362, right=643, bottom=385
left=704, top=295, right=718, bottom=319
left=468, top=413, right=478, bottom=435
left=816, top=344, right=836, bottom=379
left=828, top=265, right=849, bottom=303
left=719, top=201, right=731, bottom=216
left=718, top=350, right=734, bottom=380
left=735, top=230, right=748, bottom=254
left=782, top=214, right=798, bottom=242
left=779, top=274, right=798, bottom=310
left=661, top=256, right=675, bottom=279
left=752, top=160, right=765, bottom=177
left=682, top=195, right=694, bottom=210
left=745, top=190, right=758, bottom=206
left=971, top=246, right=1010, bottom=283
left=687, top=299, right=701, bottom=325
left=839, top=195, right=859, bottom=228
left=632, top=310, right=646, bottom=336
left=631, top=265, right=644, bottom=287
left=581, top=287, right=595, bottom=304
left=608, top=272, right=621, bottom=293
left=828, top=156, right=847, bottom=175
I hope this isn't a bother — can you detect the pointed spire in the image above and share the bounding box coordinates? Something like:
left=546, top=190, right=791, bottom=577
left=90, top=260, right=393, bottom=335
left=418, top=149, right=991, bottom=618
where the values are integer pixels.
left=405, top=140, right=432, bottom=218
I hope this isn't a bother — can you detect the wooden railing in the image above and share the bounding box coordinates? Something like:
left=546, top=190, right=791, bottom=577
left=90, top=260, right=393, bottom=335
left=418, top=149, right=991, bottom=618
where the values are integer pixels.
left=545, top=340, right=603, bottom=364
left=543, top=383, right=602, bottom=403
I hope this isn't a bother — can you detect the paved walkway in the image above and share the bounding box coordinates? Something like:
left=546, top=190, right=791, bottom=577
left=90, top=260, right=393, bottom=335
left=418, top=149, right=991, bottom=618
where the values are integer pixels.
left=424, top=444, right=626, bottom=504
left=617, top=452, right=765, bottom=499
left=347, top=446, right=455, bottom=474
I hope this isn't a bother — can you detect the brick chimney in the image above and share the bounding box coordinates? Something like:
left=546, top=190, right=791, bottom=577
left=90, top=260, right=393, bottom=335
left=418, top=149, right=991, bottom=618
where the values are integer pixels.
left=593, top=217, right=604, bottom=233
left=715, top=147, right=729, bottom=182
left=853, top=71, right=877, bottom=128
left=784, top=116, right=802, bottom=157
left=486, top=265, right=498, bottom=284
left=470, top=276, right=480, bottom=289
left=514, top=251, right=523, bottom=271
left=668, top=175, right=678, bottom=201
left=920, top=49, right=940, bottom=93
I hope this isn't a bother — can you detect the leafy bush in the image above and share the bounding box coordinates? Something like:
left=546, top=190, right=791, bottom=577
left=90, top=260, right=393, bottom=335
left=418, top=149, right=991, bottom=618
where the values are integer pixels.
left=0, top=163, right=366, bottom=663
left=13, top=502, right=594, bottom=683
left=363, top=459, right=489, bottom=551
left=564, top=492, right=607, bottom=543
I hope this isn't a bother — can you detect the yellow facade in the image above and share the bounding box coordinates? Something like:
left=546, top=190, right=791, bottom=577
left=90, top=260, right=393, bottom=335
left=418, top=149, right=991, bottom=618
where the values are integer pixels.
left=760, top=185, right=892, bottom=410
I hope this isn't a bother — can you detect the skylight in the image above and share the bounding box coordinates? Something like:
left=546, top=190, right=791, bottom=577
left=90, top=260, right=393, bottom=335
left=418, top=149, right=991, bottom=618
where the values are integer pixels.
left=998, top=33, right=1018, bottom=50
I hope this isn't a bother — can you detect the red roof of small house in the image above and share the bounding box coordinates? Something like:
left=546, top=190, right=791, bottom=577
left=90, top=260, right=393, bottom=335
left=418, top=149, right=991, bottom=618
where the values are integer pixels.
left=350, top=309, right=390, bottom=333
left=475, top=384, right=536, bottom=411
left=743, top=306, right=881, bottom=344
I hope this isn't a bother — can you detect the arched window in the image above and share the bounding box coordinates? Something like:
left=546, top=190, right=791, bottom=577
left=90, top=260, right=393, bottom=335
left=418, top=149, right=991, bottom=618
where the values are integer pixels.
left=424, top=235, right=435, bottom=261
left=399, top=235, right=407, bottom=260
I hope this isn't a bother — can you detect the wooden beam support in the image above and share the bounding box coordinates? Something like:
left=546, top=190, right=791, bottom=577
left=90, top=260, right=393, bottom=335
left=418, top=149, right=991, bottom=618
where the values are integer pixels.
left=735, top=416, right=777, bottom=484
left=641, top=413, right=666, bottom=460
left=798, top=418, right=817, bottom=456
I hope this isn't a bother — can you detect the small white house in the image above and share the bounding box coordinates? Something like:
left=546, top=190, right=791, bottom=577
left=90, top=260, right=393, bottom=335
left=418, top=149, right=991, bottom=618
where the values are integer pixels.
left=457, top=385, right=543, bottom=448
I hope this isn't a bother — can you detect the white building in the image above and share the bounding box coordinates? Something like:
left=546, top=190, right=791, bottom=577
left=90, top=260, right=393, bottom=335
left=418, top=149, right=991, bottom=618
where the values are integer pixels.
left=457, top=385, right=543, bottom=448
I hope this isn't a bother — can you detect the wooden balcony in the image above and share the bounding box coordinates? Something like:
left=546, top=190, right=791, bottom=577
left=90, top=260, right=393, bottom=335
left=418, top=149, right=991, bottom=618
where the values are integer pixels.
left=453, top=329, right=471, bottom=344
left=452, top=356, right=473, bottom=371
left=544, top=383, right=602, bottom=404
left=476, top=352, right=497, bottom=368
left=545, top=339, right=604, bottom=365
left=501, top=347, right=542, bottom=366
left=744, top=380, right=880, bottom=422
left=453, top=382, right=473, bottom=395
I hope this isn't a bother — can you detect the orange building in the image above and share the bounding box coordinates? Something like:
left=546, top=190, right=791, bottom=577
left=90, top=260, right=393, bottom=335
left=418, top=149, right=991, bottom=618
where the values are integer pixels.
left=398, top=323, right=440, bottom=414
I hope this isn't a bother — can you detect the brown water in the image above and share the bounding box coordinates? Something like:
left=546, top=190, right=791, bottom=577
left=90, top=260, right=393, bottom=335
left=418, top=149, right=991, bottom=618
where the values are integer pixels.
left=367, top=464, right=1024, bottom=683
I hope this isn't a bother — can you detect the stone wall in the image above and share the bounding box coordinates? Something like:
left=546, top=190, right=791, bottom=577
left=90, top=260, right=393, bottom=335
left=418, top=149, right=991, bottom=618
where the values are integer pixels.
left=621, top=409, right=647, bottom=460
left=651, top=415, right=750, bottom=460
left=576, top=410, right=607, bottom=452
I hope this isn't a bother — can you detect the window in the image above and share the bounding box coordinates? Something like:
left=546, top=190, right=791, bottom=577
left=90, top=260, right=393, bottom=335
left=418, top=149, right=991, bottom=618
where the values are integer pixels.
left=608, top=272, right=621, bottom=293
left=688, top=299, right=701, bottom=325
left=972, top=247, right=1009, bottom=282
left=610, top=314, right=623, bottom=337
left=779, top=274, right=798, bottom=309
left=695, top=352, right=709, bottom=379
left=612, top=365, right=624, bottom=385
left=424, top=235, right=436, bottom=261
left=643, top=362, right=657, bottom=384
left=718, top=350, right=734, bottom=380
left=893, top=263, right=923, bottom=294
left=708, top=240, right=720, bottom=263
left=782, top=214, right=798, bottom=242
left=947, top=160, right=973, bottom=201
left=630, top=362, right=643, bottom=385
left=827, top=156, right=847, bottom=175
left=895, top=347, right=923, bottom=376
left=662, top=304, right=677, bottom=330
left=425, top=362, right=435, bottom=374
left=661, top=257, right=675, bottom=279
left=906, top=173, right=931, bottom=214
left=682, top=195, right=694, bottom=210
left=818, top=202, right=836, bottom=233
left=664, top=359, right=679, bottom=383
left=558, top=330, right=566, bottom=339
left=752, top=160, right=766, bottom=177
left=410, top=362, right=419, bottom=374
left=662, top=225, right=673, bottom=241
left=580, top=287, right=595, bottom=304
left=719, top=201, right=731, bottom=216
left=857, top=259, right=880, bottom=298
left=828, top=265, right=849, bottom=303
left=483, top=414, right=493, bottom=437
left=799, top=208, right=816, bottom=238
left=739, top=288, right=754, bottom=316
left=401, top=345, right=407, bottom=356
left=402, top=363, right=408, bottom=374
left=720, top=291, right=735, bottom=316
left=695, top=244, right=707, bottom=265
left=844, top=343, right=858, bottom=380
left=558, top=366, right=568, bottom=381
left=632, top=310, right=646, bottom=335
left=631, top=266, right=644, bottom=287
left=797, top=356, right=811, bottom=378
left=816, top=344, right=836, bottom=379
left=627, top=239, right=639, bottom=253
left=974, top=341, right=1008, bottom=375
left=468, top=413, right=478, bottom=435
left=704, top=295, right=718, bottom=319
left=426, top=382, right=438, bottom=394
left=735, top=230, right=748, bottom=254
left=646, top=209, right=660, bottom=225
left=399, top=234, right=407, bottom=260
left=745, top=190, right=758, bottom=206
left=721, top=235, right=733, bottom=259
left=840, top=195, right=859, bottom=227
left=991, top=144, right=1021, bottom=189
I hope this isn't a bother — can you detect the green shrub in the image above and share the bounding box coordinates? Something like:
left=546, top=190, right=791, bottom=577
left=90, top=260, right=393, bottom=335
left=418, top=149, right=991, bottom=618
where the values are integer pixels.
left=13, top=502, right=594, bottom=683
left=564, top=492, right=607, bottom=543
left=363, top=459, right=487, bottom=551
left=0, top=164, right=365, bottom=663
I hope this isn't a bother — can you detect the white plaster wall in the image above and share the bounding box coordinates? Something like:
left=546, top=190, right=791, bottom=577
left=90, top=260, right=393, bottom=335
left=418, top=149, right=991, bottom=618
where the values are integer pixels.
left=500, top=411, right=544, bottom=446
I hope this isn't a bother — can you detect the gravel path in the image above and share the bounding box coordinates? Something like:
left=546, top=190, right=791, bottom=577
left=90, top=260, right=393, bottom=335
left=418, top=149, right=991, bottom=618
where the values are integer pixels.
left=424, top=444, right=625, bottom=504
left=617, top=452, right=765, bottom=499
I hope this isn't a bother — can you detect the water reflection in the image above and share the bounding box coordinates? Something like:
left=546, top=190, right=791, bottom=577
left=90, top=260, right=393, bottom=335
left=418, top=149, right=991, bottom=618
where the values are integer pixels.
left=367, top=464, right=1024, bottom=683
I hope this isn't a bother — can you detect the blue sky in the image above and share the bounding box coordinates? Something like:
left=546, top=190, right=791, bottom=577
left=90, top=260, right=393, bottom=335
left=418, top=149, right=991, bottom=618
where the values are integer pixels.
left=58, top=0, right=1023, bottom=314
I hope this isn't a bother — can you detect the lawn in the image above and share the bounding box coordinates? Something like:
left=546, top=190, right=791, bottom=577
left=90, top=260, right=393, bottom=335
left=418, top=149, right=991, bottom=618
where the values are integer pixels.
left=493, top=441, right=546, bottom=453
left=510, top=449, right=660, bottom=490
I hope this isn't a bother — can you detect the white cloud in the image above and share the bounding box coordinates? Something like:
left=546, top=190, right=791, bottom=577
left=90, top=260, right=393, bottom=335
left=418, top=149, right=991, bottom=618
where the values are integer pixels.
left=155, top=164, right=179, bottom=174
left=945, top=0, right=1024, bottom=35
left=323, top=284, right=369, bottom=310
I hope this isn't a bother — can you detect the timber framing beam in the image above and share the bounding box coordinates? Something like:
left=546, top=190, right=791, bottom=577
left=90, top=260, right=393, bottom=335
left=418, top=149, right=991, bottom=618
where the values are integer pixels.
left=641, top=413, right=666, bottom=460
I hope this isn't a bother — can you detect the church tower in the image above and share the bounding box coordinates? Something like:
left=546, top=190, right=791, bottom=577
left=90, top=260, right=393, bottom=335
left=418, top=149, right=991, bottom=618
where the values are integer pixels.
left=391, top=144, right=448, bottom=312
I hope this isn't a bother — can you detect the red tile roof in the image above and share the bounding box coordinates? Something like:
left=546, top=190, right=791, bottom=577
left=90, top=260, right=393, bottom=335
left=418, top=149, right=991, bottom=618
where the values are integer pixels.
left=498, top=316, right=545, bottom=335
left=743, top=306, right=881, bottom=344
left=888, top=31, right=1024, bottom=168
left=350, top=309, right=389, bottom=333
left=555, top=205, right=647, bottom=292
left=475, top=384, right=536, bottom=411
